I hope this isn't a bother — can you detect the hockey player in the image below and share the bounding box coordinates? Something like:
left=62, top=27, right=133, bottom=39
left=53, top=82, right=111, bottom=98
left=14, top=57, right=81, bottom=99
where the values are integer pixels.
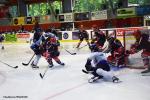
left=91, top=25, right=106, bottom=51
left=30, top=28, right=45, bottom=68
left=0, top=33, right=5, bottom=50
left=51, top=28, right=59, bottom=37
left=83, top=45, right=120, bottom=83
left=104, top=35, right=127, bottom=67
left=45, top=27, right=59, bottom=40
left=42, top=37, right=65, bottom=68
left=32, top=28, right=43, bottom=43
left=129, top=30, right=150, bottom=73
left=30, top=29, right=64, bottom=68
left=30, top=27, right=57, bottom=68
left=76, top=25, right=90, bottom=49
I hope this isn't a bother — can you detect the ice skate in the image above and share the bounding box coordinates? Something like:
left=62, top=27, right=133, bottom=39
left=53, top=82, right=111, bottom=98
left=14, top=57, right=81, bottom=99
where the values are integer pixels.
left=31, top=61, right=39, bottom=69
left=141, top=68, right=150, bottom=76
left=112, top=76, right=121, bottom=83
left=141, top=68, right=150, bottom=74
left=1, top=46, right=4, bottom=50
left=48, top=64, right=54, bottom=68
left=88, top=76, right=102, bottom=83
left=60, top=62, right=65, bottom=66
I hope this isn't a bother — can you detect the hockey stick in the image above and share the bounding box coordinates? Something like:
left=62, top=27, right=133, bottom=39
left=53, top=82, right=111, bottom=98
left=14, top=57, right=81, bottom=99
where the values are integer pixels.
left=78, top=44, right=88, bottom=50
left=0, top=60, right=18, bottom=69
left=22, top=54, right=35, bottom=66
left=60, top=46, right=76, bottom=55
left=142, top=74, right=150, bottom=76
left=82, top=69, right=91, bottom=74
left=125, top=65, right=146, bottom=69
left=39, top=67, right=49, bottom=79
left=64, top=49, right=76, bottom=55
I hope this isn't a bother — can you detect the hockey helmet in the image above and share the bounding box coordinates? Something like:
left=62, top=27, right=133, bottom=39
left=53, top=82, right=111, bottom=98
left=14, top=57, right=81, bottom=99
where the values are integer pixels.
left=107, top=36, right=115, bottom=44
left=35, top=28, right=42, bottom=33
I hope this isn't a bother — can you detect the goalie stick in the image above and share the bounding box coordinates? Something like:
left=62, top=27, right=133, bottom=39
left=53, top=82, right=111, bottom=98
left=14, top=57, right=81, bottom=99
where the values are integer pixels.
left=0, top=60, right=18, bottom=69
left=125, top=65, right=146, bottom=69
left=141, top=72, right=150, bottom=76
left=22, top=54, right=35, bottom=66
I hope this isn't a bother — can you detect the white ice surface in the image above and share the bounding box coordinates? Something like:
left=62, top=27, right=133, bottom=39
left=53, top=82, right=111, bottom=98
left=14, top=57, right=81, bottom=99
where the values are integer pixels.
left=0, top=43, right=150, bottom=100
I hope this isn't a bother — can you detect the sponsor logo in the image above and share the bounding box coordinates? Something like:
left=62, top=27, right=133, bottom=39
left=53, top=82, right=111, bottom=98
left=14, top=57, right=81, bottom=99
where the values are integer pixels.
left=63, top=32, right=69, bottom=39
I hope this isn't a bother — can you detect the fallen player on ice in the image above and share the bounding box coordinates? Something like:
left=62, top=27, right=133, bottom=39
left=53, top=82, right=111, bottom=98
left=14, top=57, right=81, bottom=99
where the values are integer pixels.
left=82, top=46, right=121, bottom=83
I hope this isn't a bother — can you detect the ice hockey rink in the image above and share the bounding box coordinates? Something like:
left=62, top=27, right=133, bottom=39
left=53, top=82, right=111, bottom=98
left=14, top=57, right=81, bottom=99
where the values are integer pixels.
left=0, top=42, right=150, bottom=100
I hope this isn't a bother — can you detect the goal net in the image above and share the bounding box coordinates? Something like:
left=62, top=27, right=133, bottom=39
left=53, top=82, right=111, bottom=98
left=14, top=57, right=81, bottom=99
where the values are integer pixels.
left=116, top=27, right=148, bottom=69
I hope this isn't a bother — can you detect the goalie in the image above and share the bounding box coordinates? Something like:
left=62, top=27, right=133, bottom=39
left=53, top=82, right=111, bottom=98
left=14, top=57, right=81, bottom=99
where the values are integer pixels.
left=129, top=30, right=150, bottom=73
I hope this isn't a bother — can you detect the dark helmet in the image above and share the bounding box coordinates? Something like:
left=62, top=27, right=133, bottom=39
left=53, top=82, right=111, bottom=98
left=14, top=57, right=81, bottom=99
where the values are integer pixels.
left=35, top=28, right=42, bottom=33
left=107, top=33, right=115, bottom=44
left=46, top=27, right=53, bottom=33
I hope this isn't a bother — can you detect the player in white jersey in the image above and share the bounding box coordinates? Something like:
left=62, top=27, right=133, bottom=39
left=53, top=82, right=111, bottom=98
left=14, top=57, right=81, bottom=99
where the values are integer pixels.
left=83, top=44, right=120, bottom=83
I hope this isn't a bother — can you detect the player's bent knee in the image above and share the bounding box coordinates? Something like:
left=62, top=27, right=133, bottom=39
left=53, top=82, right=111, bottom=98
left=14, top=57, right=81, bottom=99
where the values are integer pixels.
left=96, top=68, right=103, bottom=76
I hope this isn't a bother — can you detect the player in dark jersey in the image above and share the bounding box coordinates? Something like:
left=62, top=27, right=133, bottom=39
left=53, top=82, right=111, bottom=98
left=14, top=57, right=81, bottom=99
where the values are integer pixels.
left=30, top=30, right=64, bottom=68
left=91, top=25, right=106, bottom=51
left=76, top=25, right=90, bottom=49
left=42, top=37, right=64, bottom=68
left=0, top=33, right=5, bottom=50
left=104, top=35, right=127, bottom=67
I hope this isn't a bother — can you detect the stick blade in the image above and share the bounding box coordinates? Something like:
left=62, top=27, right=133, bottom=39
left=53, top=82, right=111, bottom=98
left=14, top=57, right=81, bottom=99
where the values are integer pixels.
left=71, top=53, right=76, bottom=55
left=14, top=66, right=18, bottom=68
left=82, top=69, right=89, bottom=74
left=22, top=63, right=29, bottom=66
left=39, top=73, right=43, bottom=79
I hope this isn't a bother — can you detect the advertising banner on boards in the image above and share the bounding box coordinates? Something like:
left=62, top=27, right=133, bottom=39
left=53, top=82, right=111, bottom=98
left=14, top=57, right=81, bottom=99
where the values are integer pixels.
left=13, top=17, right=25, bottom=25
left=91, top=10, right=107, bottom=20
left=117, top=7, right=136, bottom=18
